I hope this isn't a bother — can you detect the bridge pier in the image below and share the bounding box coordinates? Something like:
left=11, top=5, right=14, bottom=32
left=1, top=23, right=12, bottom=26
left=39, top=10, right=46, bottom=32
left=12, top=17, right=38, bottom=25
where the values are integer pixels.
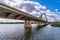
left=24, top=20, right=32, bottom=28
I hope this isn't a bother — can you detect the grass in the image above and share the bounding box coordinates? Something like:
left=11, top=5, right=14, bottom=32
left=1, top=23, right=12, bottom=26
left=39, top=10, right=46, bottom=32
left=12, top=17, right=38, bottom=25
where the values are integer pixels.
left=51, top=22, right=60, bottom=27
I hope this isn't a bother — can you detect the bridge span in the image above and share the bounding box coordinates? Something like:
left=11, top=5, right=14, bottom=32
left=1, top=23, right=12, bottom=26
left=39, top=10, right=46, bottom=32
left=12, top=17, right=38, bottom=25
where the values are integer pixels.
left=0, top=3, right=48, bottom=28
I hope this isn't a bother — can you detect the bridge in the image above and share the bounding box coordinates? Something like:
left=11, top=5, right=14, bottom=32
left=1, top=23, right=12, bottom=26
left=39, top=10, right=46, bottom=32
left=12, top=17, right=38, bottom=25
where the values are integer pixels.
left=0, top=3, right=48, bottom=28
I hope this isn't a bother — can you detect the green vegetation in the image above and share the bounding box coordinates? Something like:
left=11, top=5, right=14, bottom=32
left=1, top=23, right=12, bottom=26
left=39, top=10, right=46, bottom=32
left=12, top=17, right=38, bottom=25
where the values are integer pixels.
left=51, top=22, right=60, bottom=27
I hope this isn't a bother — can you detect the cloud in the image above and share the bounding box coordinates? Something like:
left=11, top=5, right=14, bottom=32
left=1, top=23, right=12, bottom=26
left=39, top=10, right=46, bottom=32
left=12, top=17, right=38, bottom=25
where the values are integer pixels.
left=0, top=0, right=47, bottom=13
left=38, top=9, right=60, bottom=22
left=44, top=10, right=60, bottom=22
left=1, top=0, right=47, bottom=13
left=55, top=9, right=58, bottom=12
left=16, top=1, right=42, bottom=13
left=46, top=10, right=51, bottom=13
left=0, top=0, right=60, bottom=22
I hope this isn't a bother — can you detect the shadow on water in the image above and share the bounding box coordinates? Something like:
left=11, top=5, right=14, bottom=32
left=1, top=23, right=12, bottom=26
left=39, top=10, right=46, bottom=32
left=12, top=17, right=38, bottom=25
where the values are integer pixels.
left=24, top=27, right=32, bottom=40
left=37, top=24, right=48, bottom=30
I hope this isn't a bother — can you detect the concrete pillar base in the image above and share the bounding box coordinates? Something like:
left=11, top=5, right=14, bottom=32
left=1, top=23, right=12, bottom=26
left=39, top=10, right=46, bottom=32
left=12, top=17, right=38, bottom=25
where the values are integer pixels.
left=24, top=20, right=32, bottom=28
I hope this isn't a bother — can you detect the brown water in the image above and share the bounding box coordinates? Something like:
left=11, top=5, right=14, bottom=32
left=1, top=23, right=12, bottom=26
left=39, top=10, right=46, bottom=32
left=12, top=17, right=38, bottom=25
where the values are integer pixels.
left=0, top=24, right=60, bottom=40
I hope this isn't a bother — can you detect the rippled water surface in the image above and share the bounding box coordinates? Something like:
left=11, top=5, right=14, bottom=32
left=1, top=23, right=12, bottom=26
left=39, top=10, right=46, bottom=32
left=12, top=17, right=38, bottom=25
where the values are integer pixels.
left=0, top=24, right=60, bottom=40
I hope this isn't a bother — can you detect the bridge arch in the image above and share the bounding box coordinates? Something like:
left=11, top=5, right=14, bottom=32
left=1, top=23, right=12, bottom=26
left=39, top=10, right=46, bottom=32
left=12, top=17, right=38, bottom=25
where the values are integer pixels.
left=39, top=13, right=48, bottom=22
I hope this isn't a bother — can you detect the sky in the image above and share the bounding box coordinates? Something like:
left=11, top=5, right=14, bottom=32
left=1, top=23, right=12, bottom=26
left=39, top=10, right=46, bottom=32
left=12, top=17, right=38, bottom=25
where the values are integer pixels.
left=32, top=0, right=60, bottom=12
left=0, top=0, right=60, bottom=22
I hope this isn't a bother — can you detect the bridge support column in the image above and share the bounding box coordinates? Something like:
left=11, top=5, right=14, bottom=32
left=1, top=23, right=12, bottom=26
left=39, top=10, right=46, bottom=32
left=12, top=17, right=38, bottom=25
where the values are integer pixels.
left=24, top=20, right=32, bottom=28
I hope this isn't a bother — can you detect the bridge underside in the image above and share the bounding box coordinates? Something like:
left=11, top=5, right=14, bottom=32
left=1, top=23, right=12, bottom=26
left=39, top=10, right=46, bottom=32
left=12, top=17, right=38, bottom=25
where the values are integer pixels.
left=0, top=3, right=47, bottom=22
left=0, top=3, right=48, bottom=28
left=0, top=8, right=39, bottom=21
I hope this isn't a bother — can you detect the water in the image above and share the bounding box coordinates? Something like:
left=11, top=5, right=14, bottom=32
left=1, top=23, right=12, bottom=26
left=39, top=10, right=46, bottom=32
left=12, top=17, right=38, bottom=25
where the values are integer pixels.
left=0, top=24, right=60, bottom=40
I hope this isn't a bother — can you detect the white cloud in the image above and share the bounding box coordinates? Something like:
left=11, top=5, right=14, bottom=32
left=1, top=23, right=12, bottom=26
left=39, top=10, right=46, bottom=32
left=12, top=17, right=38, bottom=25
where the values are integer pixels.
left=55, top=9, right=58, bottom=12
left=46, top=10, right=51, bottom=13
left=38, top=9, right=60, bottom=22
left=1, top=0, right=47, bottom=13
left=16, top=1, right=42, bottom=13
left=0, top=0, right=60, bottom=22
left=44, top=11, right=60, bottom=22
left=40, top=6, right=47, bottom=11
left=0, top=0, right=47, bottom=13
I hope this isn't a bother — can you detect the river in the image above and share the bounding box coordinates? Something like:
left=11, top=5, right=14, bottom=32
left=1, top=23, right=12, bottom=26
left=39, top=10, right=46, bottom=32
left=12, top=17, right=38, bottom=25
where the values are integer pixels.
left=0, top=24, right=60, bottom=40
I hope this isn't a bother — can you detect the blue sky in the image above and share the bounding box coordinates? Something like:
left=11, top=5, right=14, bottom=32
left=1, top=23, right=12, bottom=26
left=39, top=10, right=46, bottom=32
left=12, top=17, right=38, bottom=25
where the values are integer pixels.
left=32, top=0, right=60, bottom=12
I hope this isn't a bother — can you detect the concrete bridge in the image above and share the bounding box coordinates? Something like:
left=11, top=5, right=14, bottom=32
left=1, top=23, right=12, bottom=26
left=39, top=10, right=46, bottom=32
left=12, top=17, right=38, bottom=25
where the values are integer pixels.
left=0, top=3, right=48, bottom=28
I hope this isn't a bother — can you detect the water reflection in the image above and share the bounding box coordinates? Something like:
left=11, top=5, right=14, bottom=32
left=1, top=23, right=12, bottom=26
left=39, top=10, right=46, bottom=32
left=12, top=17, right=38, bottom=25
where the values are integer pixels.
left=0, top=24, right=60, bottom=40
left=37, top=25, right=46, bottom=29
left=24, top=28, right=32, bottom=40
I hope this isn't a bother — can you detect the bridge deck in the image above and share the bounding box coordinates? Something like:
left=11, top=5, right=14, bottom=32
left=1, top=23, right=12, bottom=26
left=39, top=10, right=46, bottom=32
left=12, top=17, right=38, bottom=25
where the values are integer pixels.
left=0, top=3, right=47, bottom=22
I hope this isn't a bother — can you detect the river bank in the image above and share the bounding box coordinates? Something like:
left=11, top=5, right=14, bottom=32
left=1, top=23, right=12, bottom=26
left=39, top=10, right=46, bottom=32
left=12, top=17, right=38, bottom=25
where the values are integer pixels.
left=51, top=22, right=60, bottom=27
left=0, top=22, right=36, bottom=24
